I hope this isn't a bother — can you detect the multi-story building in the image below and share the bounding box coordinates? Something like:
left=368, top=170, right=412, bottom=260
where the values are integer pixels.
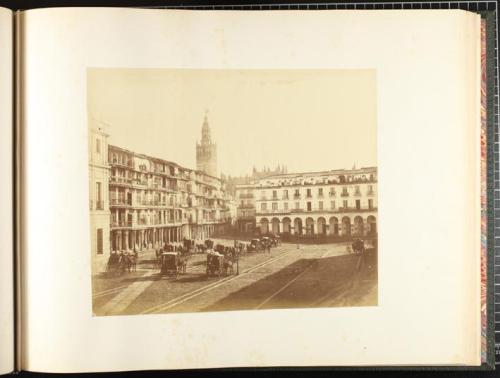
left=89, top=117, right=230, bottom=273
left=247, top=167, right=377, bottom=237
left=89, top=120, right=111, bottom=272
left=234, top=184, right=257, bottom=233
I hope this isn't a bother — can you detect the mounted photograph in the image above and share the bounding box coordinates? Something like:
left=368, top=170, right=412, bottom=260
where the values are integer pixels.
left=87, top=68, right=378, bottom=316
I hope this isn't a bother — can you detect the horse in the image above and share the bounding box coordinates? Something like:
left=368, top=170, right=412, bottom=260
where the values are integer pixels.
left=223, top=248, right=239, bottom=276
left=123, top=251, right=137, bottom=273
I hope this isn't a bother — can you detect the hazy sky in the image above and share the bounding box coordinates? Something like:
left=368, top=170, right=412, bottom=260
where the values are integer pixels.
left=88, top=69, right=377, bottom=176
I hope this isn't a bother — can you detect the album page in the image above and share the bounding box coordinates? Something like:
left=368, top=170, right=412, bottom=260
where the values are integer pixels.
left=20, top=8, right=481, bottom=371
left=0, top=6, right=14, bottom=375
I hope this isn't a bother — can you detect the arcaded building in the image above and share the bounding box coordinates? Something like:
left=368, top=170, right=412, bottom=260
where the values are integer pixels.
left=251, top=168, right=378, bottom=237
left=88, top=117, right=230, bottom=273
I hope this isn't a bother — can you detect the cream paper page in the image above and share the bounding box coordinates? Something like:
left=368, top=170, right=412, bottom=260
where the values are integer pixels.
left=21, top=8, right=481, bottom=371
left=0, top=7, right=14, bottom=375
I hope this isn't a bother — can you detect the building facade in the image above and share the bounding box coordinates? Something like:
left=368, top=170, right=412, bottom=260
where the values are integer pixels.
left=196, top=113, right=218, bottom=177
left=89, top=118, right=230, bottom=273
left=88, top=120, right=111, bottom=273
left=234, top=184, right=257, bottom=233
left=241, top=168, right=377, bottom=237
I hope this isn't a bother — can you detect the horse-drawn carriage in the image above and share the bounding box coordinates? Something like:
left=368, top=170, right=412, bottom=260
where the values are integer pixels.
left=159, top=251, right=189, bottom=279
left=260, top=237, right=272, bottom=253
left=248, top=238, right=262, bottom=252
left=269, top=235, right=281, bottom=247
left=183, top=238, right=196, bottom=252
left=351, top=239, right=365, bottom=254
left=106, top=251, right=137, bottom=276
left=206, top=249, right=238, bottom=278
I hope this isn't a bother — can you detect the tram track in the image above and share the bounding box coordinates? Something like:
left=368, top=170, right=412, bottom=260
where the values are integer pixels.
left=253, top=249, right=338, bottom=309
left=93, top=264, right=207, bottom=299
left=141, top=249, right=296, bottom=314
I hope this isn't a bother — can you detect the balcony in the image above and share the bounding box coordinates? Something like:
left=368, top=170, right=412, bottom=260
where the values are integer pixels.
left=109, top=199, right=131, bottom=207
left=238, top=204, right=255, bottom=209
left=111, top=220, right=132, bottom=228
left=354, top=191, right=362, bottom=197
left=256, top=209, right=291, bottom=215
left=367, top=190, right=375, bottom=196
left=341, top=192, right=349, bottom=197
left=293, top=194, right=301, bottom=199
left=111, top=159, right=134, bottom=169
left=239, top=193, right=254, bottom=199
left=329, top=192, right=336, bottom=197
left=110, top=176, right=133, bottom=185
left=95, top=200, right=104, bottom=210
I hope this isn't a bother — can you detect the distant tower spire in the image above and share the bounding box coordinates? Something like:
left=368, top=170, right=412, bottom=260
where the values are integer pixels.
left=196, top=110, right=218, bottom=177
left=201, top=109, right=211, bottom=143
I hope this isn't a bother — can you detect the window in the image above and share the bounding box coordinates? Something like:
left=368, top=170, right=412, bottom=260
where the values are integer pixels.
left=96, top=138, right=101, bottom=154
left=261, top=203, right=267, bottom=211
left=318, top=188, right=323, bottom=196
left=97, top=229, right=103, bottom=255
left=272, top=190, right=277, bottom=199
left=318, top=201, right=323, bottom=210
left=368, top=199, right=373, bottom=209
left=330, top=200, right=335, bottom=209
left=343, top=200, right=348, bottom=208
left=356, top=199, right=361, bottom=209
left=283, top=189, right=289, bottom=199
left=355, top=186, right=361, bottom=195
left=284, top=202, right=288, bottom=210
left=96, top=182, right=103, bottom=209
left=307, top=202, right=312, bottom=211
left=272, top=202, right=278, bottom=210
left=295, top=202, right=300, bottom=209
left=294, top=189, right=300, bottom=198
left=306, top=188, right=312, bottom=197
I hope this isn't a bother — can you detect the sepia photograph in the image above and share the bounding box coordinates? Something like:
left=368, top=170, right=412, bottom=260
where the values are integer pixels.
left=88, top=68, right=378, bottom=316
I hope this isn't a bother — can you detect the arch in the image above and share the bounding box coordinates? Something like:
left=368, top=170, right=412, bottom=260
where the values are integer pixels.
left=293, top=217, right=303, bottom=235
left=282, top=217, right=292, bottom=233
left=260, top=218, right=269, bottom=234
left=329, top=217, right=339, bottom=236
left=367, top=215, right=377, bottom=235
left=305, top=217, right=315, bottom=235
left=354, top=216, right=364, bottom=236
left=271, top=217, right=281, bottom=234
left=317, top=217, right=327, bottom=235
left=341, top=216, right=351, bottom=236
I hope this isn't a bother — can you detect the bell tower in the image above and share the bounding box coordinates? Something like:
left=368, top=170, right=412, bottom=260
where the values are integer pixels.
left=196, top=111, right=218, bottom=177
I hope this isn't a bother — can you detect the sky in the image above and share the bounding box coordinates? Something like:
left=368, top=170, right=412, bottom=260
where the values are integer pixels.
left=87, top=68, right=377, bottom=177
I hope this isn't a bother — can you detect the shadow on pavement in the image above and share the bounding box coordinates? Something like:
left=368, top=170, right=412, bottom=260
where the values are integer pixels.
left=203, top=249, right=377, bottom=312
